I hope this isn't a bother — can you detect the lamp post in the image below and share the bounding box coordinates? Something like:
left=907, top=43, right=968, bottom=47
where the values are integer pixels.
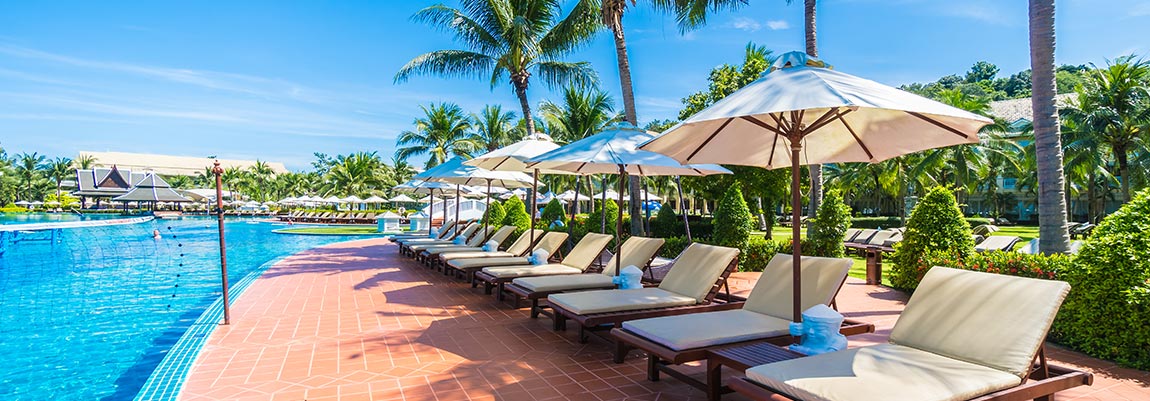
left=212, top=160, right=232, bottom=325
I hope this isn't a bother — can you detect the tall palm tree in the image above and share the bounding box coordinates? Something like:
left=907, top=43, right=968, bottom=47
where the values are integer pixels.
left=47, top=157, right=74, bottom=198
left=395, top=0, right=600, bottom=137
left=1069, top=56, right=1150, bottom=203
left=794, top=0, right=824, bottom=225
left=540, top=84, right=617, bottom=143
left=473, top=105, right=519, bottom=151
left=395, top=103, right=480, bottom=168
left=601, top=0, right=747, bottom=235
left=247, top=160, right=276, bottom=201
left=1029, top=0, right=1071, bottom=254
left=15, top=152, right=46, bottom=201
left=912, top=89, right=1017, bottom=205
left=324, top=152, right=386, bottom=196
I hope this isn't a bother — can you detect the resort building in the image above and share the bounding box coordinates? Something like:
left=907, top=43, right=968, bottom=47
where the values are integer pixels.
left=73, top=165, right=148, bottom=201
left=77, top=151, right=288, bottom=177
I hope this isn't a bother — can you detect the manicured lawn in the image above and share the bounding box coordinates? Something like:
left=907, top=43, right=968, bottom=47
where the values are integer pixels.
left=274, top=226, right=394, bottom=236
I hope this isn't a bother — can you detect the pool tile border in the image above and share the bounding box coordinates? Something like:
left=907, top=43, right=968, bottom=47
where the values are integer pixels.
left=133, top=255, right=288, bottom=401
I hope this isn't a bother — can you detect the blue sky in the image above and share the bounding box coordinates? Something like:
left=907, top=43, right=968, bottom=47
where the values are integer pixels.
left=1, top=0, right=1147, bottom=170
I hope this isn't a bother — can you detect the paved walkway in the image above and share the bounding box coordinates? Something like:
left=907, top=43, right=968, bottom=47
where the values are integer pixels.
left=179, top=239, right=1149, bottom=400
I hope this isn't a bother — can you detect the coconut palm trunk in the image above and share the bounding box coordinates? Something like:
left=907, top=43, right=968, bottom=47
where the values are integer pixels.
left=513, top=74, right=538, bottom=136
left=1029, top=0, right=1071, bottom=253
left=805, top=0, right=824, bottom=227
left=603, top=4, right=644, bottom=236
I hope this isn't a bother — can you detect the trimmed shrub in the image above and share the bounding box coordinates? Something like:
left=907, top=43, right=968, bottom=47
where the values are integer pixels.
left=651, top=205, right=684, bottom=238
left=584, top=199, right=619, bottom=235
left=741, top=237, right=786, bottom=272
left=1052, top=189, right=1150, bottom=369
left=659, top=236, right=692, bottom=259
left=807, top=189, right=852, bottom=258
left=540, top=198, right=567, bottom=227
left=914, top=249, right=1068, bottom=281
left=890, top=186, right=975, bottom=291
left=502, top=196, right=531, bottom=238
left=713, top=185, right=753, bottom=251
left=849, top=216, right=904, bottom=229
left=484, top=200, right=506, bottom=227
left=688, top=216, right=714, bottom=240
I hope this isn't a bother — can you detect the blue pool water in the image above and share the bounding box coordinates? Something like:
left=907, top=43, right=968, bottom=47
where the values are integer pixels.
left=0, top=214, right=354, bottom=400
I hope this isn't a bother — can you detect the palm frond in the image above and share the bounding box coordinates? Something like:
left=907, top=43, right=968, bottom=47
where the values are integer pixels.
left=535, top=60, right=598, bottom=89
left=394, top=50, right=496, bottom=83
left=539, top=0, right=600, bottom=58
left=412, top=4, right=505, bottom=55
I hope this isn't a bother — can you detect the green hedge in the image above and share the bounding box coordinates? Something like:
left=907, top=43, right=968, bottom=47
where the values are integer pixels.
left=502, top=196, right=531, bottom=238
left=651, top=206, right=684, bottom=238
left=741, top=237, right=787, bottom=272
left=659, top=236, right=692, bottom=259
left=1052, top=188, right=1150, bottom=369
left=890, top=187, right=975, bottom=291
left=540, top=198, right=566, bottom=227
left=849, top=216, right=992, bottom=229
left=915, top=250, right=1067, bottom=281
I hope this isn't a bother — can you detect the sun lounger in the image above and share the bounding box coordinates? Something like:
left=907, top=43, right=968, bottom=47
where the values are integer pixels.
left=611, top=254, right=874, bottom=391
left=842, top=228, right=861, bottom=242
left=547, top=243, right=742, bottom=362
left=473, top=233, right=614, bottom=302
left=728, top=266, right=1092, bottom=401
left=395, top=220, right=467, bottom=245
left=434, top=229, right=543, bottom=272
left=412, top=224, right=504, bottom=264
left=446, top=231, right=569, bottom=283
left=403, top=223, right=483, bottom=256
left=845, top=230, right=895, bottom=253
left=975, top=235, right=1021, bottom=252
left=390, top=219, right=456, bottom=242
left=507, top=236, right=666, bottom=318
left=416, top=225, right=516, bottom=264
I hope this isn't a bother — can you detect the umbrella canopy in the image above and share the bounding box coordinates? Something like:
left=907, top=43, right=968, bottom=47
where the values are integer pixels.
left=322, top=196, right=341, bottom=203
left=112, top=173, right=193, bottom=203
left=464, top=134, right=561, bottom=172
left=14, top=200, right=30, bottom=206
left=342, top=195, right=364, bottom=203
left=279, top=197, right=298, bottom=203
left=387, top=194, right=417, bottom=203
left=640, top=51, right=992, bottom=323
left=526, top=123, right=731, bottom=176
left=422, top=157, right=535, bottom=189
left=45, top=200, right=61, bottom=206
left=417, top=196, right=431, bottom=203
left=364, top=195, right=387, bottom=203
left=30, top=201, right=43, bottom=206
left=557, top=190, right=592, bottom=202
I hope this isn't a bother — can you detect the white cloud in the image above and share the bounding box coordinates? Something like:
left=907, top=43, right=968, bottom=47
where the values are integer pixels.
left=1130, top=3, right=1150, bottom=17
left=731, top=17, right=761, bottom=32
left=766, top=20, right=790, bottom=30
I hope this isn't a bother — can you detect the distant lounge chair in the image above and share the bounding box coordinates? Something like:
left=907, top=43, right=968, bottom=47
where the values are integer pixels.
left=845, top=230, right=895, bottom=253
left=975, top=235, right=1021, bottom=252
left=842, top=228, right=861, bottom=242
left=473, top=233, right=614, bottom=301
left=390, top=219, right=456, bottom=242
left=434, top=229, right=543, bottom=271
left=507, top=236, right=666, bottom=318
left=403, top=223, right=483, bottom=256
left=547, top=243, right=742, bottom=362
left=611, top=254, right=873, bottom=391
left=1017, top=238, right=1085, bottom=255
left=1070, top=223, right=1095, bottom=239
left=728, top=266, right=1092, bottom=401
left=445, top=231, right=569, bottom=282
left=972, top=224, right=1000, bottom=236
left=416, top=225, right=517, bottom=264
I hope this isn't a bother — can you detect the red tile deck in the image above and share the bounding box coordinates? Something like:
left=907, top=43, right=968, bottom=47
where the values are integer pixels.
left=178, top=238, right=1150, bottom=401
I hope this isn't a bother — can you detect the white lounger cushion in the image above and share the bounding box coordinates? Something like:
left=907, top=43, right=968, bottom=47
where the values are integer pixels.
left=448, top=257, right=530, bottom=270
left=889, top=266, right=1070, bottom=378
left=480, top=264, right=583, bottom=279
left=422, top=246, right=484, bottom=255
left=622, top=310, right=791, bottom=351
left=547, top=288, right=696, bottom=315
left=657, top=243, right=741, bottom=302
left=512, top=274, right=616, bottom=292
left=408, top=241, right=460, bottom=251
left=743, top=254, right=851, bottom=319
left=745, top=344, right=1021, bottom=401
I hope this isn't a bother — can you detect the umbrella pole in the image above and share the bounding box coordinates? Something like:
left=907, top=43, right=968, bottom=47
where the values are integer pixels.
left=568, top=176, right=579, bottom=242
left=601, top=176, right=608, bottom=233
left=530, top=169, right=538, bottom=246
left=616, top=165, right=625, bottom=276
left=643, top=178, right=650, bottom=236
left=455, top=184, right=461, bottom=229
left=484, top=179, right=491, bottom=239
left=677, top=176, right=692, bottom=243
left=790, top=142, right=803, bottom=326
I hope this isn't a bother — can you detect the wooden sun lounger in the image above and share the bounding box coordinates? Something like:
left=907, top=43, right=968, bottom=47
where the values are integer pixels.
left=414, top=225, right=512, bottom=265
left=443, top=231, right=568, bottom=281
left=547, top=244, right=742, bottom=363
left=432, top=229, right=542, bottom=272
left=727, top=267, right=1092, bottom=401
left=975, top=235, right=1021, bottom=252
left=473, top=233, right=614, bottom=303
left=505, top=237, right=665, bottom=318
left=400, top=223, right=480, bottom=256
left=608, top=254, right=874, bottom=394
left=390, top=220, right=456, bottom=242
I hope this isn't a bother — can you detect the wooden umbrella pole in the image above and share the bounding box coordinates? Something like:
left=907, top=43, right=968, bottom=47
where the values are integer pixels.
left=676, top=176, right=692, bottom=243
left=455, top=184, right=461, bottom=229
left=484, top=179, right=491, bottom=238
left=601, top=176, right=608, bottom=233
left=530, top=169, right=538, bottom=246
left=790, top=139, right=803, bottom=326
left=616, top=165, right=625, bottom=276
left=643, top=178, right=650, bottom=236
left=567, top=176, right=579, bottom=242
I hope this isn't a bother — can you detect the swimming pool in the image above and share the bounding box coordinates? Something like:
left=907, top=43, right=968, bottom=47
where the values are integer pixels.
left=0, top=214, right=354, bottom=400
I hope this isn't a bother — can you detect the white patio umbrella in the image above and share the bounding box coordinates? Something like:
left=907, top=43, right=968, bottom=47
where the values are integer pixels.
left=640, top=51, right=992, bottom=323
left=557, top=190, right=592, bottom=202
left=528, top=122, right=731, bottom=277
left=14, top=200, right=30, bottom=206
left=465, top=134, right=562, bottom=247
left=364, top=195, right=386, bottom=203
left=387, top=194, right=416, bottom=203
left=410, top=162, right=475, bottom=229
left=343, top=195, right=364, bottom=203
left=322, top=196, right=341, bottom=204
left=423, top=157, right=534, bottom=237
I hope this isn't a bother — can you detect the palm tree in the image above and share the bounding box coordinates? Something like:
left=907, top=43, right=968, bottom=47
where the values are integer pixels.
left=74, top=154, right=98, bottom=169
left=14, top=152, right=46, bottom=201
left=395, top=103, right=480, bottom=168
left=601, top=0, right=747, bottom=235
left=794, top=0, right=825, bottom=227
left=47, top=157, right=74, bottom=198
left=395, top=0, right=600, bottom=137
left=247, top=160, right=276, bottom=201
left=473, top=105, right=519, bottom=151
left=1070, top=56, right=1150, bottom=204
left=323, top=152, right=386, bottom=196
left=166, top=175, right=193, bottom=189
left=540, top=84, right=617, bottom=143
left=1029, top=0, right=1071, bottom=254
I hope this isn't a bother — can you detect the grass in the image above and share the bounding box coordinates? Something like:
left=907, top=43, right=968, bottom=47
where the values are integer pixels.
left=274, top=226, right=395, bottom=236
